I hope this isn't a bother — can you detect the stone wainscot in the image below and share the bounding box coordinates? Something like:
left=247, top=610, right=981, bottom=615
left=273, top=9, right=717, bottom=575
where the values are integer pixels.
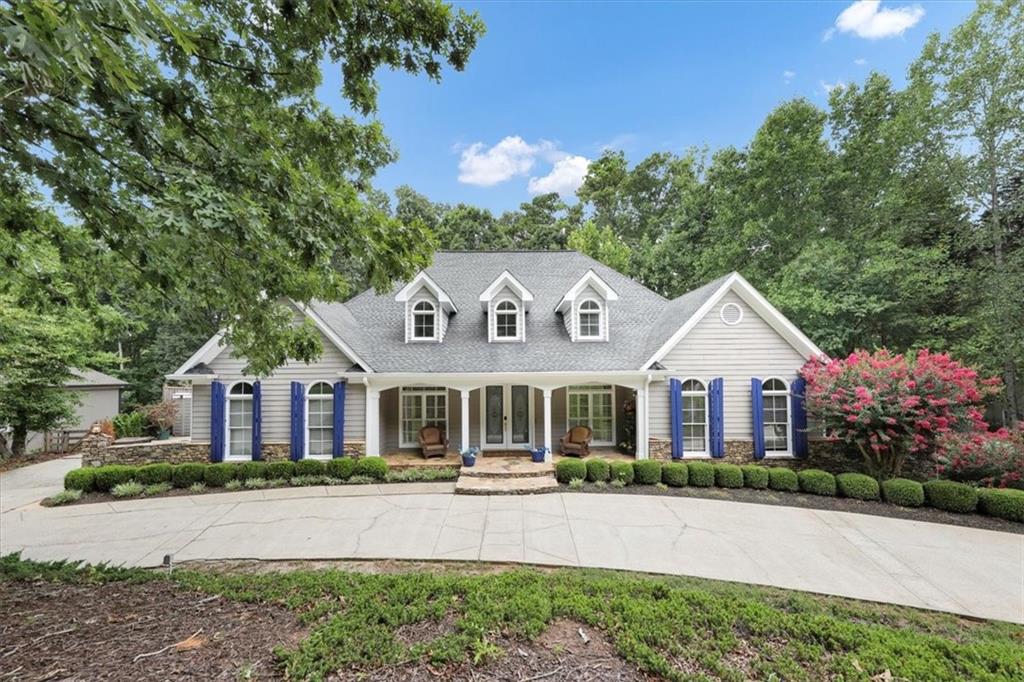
left=647, top=437, right=856, bottom=473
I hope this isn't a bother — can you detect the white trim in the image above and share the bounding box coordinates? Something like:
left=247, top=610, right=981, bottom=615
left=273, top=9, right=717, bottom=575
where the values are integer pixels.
left=398, top=385, right=449, bottom=448
left=555, top=269, right=620, bottom=313
left=394, top=271, right=458, bottom=313
left=172, top=331, right=226, bottom=376
left=720, top=302, right=743, bottom=326
left=491, top=298, right=523, bottom=343
left=641, top=272, right=824, bottom=369
left=479, top=270, right=534, bottom=310
left=305, top=380, right=334, bottom=460
left=479, top=384, right=535, bottom=449
left=225, top=380, right=254, bottom=462
left=299, top=303, right=375, bottom=372
left=575, top=298, right=605, bottom=341
left=410, top=300, right=439, bottom=342
left=565, top=384, right=616, bottom=446
left=761, top=376, right=792, bottom=456
left=680, top=377, right=709, bottom=457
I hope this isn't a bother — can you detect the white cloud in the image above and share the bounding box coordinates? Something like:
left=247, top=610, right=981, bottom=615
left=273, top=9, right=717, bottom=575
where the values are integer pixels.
left=527, top=155, right=591, bottom=197
left=457, top=136, right=557, bottom=187
left=820, top=79, right=846, bottom=95
left=783, top=70, right=796, bottom=83
left=854, top=57, right=868, bottom=65
left=832, top=1, right=925, bottom=40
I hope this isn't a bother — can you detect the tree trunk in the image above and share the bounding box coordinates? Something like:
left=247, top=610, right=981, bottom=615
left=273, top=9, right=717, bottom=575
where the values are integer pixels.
left=11, top=422, right=27, bottom=458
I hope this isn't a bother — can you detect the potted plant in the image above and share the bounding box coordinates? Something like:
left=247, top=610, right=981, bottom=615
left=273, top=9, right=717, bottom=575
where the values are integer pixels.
left=530, top=445, right=547, bottom=463
left=460, top=447, right=479, bottom=468
left=142, top=401, right=178, bottom=440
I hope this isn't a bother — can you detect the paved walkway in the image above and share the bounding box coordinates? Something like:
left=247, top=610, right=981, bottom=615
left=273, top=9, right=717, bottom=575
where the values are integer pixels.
left=1, top=458, right=1022, bottom=623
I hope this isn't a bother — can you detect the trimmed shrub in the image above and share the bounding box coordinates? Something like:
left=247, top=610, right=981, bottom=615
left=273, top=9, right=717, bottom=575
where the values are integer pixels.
left=768, top=467, right=799, bottom=492
left=136, top=463, right=173, bottom=485
left=64, top=468, right=95, bottom=492
left=172, top=463, right=205, bottom=489
left=688, top=461, right=714, bottom=487
left=798, top=469, right=836, bottom=496
left=556, top=458, right=587, bottom=484
left=266, top=460, right=296, bottom=480
left=978, top=488, right=1024, bottom=523
left=714, top=464, right=743, bottom=489
left=836, top=472, right=880, bottom=501
left=662, top=462, right=688, bottom=487
left=295, top=459, right=326, bottom=477
left=354, top=457, right=389, bottom=481
left=633, top=460, right=663, bottom=485
left=93, top=465, right=138, bottom=492
left=881, top=478, right=924, bottom=507
left=740, top=465, right=769, bottom=490
left=610, top=461, right=634, bottom=485
left=204, top=463, right=237, bottom=487
left=923, top=480, right=978, bottom=514
left=325, top=458, right=355, bottom=480
left=237, top=461, right=266, bottom=481
left=585, top=458, right=610, bottom=482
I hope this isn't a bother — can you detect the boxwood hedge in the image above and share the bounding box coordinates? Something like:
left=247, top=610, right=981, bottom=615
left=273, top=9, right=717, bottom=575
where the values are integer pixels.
left=172, top=463, right=205, bottom=488
left=609, top=460, right=634, bottom=484
left=556, top=458, right=587, bottom=484
left=881, top=478, right=924, bottom=507
left=923, top=480, right=978, bottom=514
left=295, top=459, right=326, bottom=477
left=836, top=472, right=880, bottom=501
left=585, top=458, right=610, bottom=482
left=662, top=462, right=688, bottom=487
left=354, top=457, right=389, bottom=481
left=237, top=461, right=266, bottom=481
left=203, top=462, right=237, bottom=487
left=688, top=461, right=714, bottom=487
left=798, top=469, right=836, bottom=496
left=740, top=465, right=769, bottom=490
left=136, top=463, right=173, bottom=485
left=325, top=457, right=355, bottom=480
left=977, top=488, right=1024, bottom=523
left=633, top=460, right=662, bottom=485
left=64, top=468, right=95, bottom=492
left=768, top=467, right=799, bottom=492
left=93, top=465, right=137, bottom=492
left=714, top=464, right=743, bottom=489
left=266, top=460, right=296, bottom=480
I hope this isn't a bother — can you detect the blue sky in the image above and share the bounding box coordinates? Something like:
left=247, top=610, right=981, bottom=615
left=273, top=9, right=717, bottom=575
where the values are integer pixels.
left=319, top=1, right=973, bottom=212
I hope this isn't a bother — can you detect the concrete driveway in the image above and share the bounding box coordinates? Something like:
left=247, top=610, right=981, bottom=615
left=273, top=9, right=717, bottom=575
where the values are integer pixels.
left=1, top=458, right=1022, bottom=624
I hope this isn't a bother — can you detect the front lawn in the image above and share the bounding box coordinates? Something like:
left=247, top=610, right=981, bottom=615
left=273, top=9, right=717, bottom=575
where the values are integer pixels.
left=2, top=554, right=1021, bottom=681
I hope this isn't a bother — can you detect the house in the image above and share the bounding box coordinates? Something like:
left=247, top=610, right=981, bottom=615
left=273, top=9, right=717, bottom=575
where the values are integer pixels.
left=22, top=368, right=126, bottom=453
left=166, top=251, right=824, bottom=464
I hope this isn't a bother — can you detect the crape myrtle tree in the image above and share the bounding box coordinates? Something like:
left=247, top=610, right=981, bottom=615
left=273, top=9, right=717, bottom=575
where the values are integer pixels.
left=0, top=0, right=485, bottom=376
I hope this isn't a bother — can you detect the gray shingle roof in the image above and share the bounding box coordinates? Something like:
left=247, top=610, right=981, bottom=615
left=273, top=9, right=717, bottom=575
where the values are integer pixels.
left=311, top=251, right=731, bottom=374
left=66, top=368, right=127, bottom=387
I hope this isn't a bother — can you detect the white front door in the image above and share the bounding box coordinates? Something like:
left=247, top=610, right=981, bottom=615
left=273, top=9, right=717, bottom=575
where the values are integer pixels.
left=480, top=384, right=533, bottom=449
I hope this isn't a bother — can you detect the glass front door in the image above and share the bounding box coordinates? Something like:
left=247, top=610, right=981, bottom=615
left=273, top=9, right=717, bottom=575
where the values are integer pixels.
left=485, top=385, right=504, bottom=444
left=481, top=385, right=532, bottom=448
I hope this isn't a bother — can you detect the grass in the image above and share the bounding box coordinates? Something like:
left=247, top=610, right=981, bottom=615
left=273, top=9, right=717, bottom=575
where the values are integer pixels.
left=2, top=553, right=1021, bottom=682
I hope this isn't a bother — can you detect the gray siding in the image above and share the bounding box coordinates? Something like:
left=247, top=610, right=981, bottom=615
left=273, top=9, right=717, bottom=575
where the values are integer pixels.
left=26, top=386, right=121, bottom=453
left=649, top=290, right=807, bottom=440
left=406, top=287, right=445, bottom=342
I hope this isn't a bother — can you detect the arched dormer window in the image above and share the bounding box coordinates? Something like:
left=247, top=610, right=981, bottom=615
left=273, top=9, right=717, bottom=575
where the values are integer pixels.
left=412, top=300, right=436, bottom=340
left=577, top=299, right=602, bottom=339
left=226, top=381, right=254, bottom=460
left=762, top=377, right=790, bottom=454
left=681, top=379, right=708, bottom=455
left=306, top=381, right=334, bottom=458
left=494, top=300, right=519, bottom=340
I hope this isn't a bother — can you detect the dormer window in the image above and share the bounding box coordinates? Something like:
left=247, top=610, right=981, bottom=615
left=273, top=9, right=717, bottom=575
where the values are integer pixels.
left=413, top=301, right=436, bottom=340
left=555, top=269, right=619, bottom=342
left=479, top=270, right=532, bottom=343
left=395, top=271, right=457, bottom=343
left=577, top=299, right=602, bottom=338
left=495, top=300, right=519, bottom=340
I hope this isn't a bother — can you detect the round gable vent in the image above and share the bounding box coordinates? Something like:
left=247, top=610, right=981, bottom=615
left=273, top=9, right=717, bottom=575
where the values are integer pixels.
left=720, top=302, right=743, bottom=326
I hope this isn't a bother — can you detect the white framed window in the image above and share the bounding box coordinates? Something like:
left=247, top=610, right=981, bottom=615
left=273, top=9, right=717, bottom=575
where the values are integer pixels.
left=566, top=384, right=614, bottom=445
left=494, top=300, right=519, bottom=340
left=762, top=377, right=790, bottom=455
left=226, top=381, right=253, bottom=460
left=681, top=379, right=708, bottom=455
left=306, top=381, right=334, bottom=459
left=412, top=300, right=436, bottom=340
left=577, top=299, right=603, bottom=339
left=400, top=386, right=448, bottom=447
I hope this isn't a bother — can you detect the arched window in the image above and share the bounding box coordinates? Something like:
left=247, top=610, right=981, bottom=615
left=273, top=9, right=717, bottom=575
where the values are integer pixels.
left=412, top=300, right=436, bottom=339
left=681, top=379, right=708, bottom=454
left=227, top=381, right=253, bottom=459
left=495, top=300, right=519, bottom=339
left=307, top=382, right=334, bottom=458
left=578, top=299, right=602, bottom=339
left=762, top=378, right=790, bottom=454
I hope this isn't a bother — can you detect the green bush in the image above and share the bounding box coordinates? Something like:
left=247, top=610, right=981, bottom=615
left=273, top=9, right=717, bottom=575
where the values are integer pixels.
left=111, top=480, right=144, bottom=498
left=798, top=469, right=836, bottom=496
left=740, top=465, right=769, bottom=490
left=325, top=458, right=355, bottom=480
left=881, top=478, right=924, bottom=507
left=93, top=465, right=138, bottom=492
left=688, top=461, right=714, bottom=487
left=585, top=458, right=610, bottom=482
left=266, top=460, right=296, bottom=480
left=714, top=464, right=743, bottom=488
left=923, top=480, right=978, bottom=514
left=836, top=472, right=880, bottom=501
left=556, top=458, right=587, bottom=484
left=189, top=482, right=207, bottom=493
left=172, top=463, right=205, bottom=488
left=49, top=489, right=82, bottom=505
left=144, top=482, right=172, bottom=496
left=977, top=488, right=1024, bottom=523
left=633, top=460, right=662, bottom=485
left=354, top=457, right=389, bottom=481
left=237, top=461, right=266, bottom=481
left=136, top=463, right=173, bottom=485
left=609, top=460, right=634, bottom=485
left=243, top=477, right=268, bottom=489
left=204, top=463, right=237, bottom=487
left=662, top=462, right=688, bottom=487
left=295, top=459, right=325, bottom=477
left=111, top=411, right=145, bottom=438
left=64, top=468, right=95, bottom=492
left=768, top=467, right=799, bottom=492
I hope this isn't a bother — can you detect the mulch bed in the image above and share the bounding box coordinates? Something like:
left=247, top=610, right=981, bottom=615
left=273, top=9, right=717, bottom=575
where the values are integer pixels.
left=564, top=483, right=1024, bottom=534
left=0, top=580, right=305, bottom=680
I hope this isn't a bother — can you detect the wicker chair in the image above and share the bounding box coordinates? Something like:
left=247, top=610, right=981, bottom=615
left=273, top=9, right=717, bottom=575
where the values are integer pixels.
left=559, top=425, right=593, bottom=457
left=418, top=425, right=448, bottom=459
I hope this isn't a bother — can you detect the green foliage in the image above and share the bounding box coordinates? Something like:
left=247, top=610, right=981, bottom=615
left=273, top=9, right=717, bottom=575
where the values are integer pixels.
left=92, top=465, right=138, bottom=492
left=768, top=467, right=799, bottom=493
left=977, top=488, right=1024, bottom=523
left=266, top=460, right=296, bottom=480
left=353, top=457, right=389, bottom=481
left=224, top=480, right=241, bottom=491
left=836, top=473, right=881, bottom=501
left=882, top=478, right=926, bottom=507
left=632, top=460, right=662, bottom=485
left=714, top=464, right=743, bottom=488
left=237, top=461, right=267, bottom=481
left=111, top=412, right=146, bottom=439
left=204, top=463, right=237, bottom=487
left=798, top=469, right=837, bottom=496
left=325, top=458, right=356, bottom=481
left=295, top=459, right=326, bottom=477
left=585, top=458, right=610, bottom=482
left=687, top=461, right=714, bottom=487
left=567, top=221, right=631, bottom=272
left=243, top=477, right=268, bottom=490
left=555, top=458, right=587, bottom=484
left=291, top=475, right=326, bottom=487
left=740, top=465, right=769, bottom=489
left=143, top=482, right=172, bottom=496
left=48, top=489, right=82, bottom=506
left=385, top=467, right=459, bottom=483
left=923, top=480, right=979, bottom=514
left=136, top=463, right=173, bottom=485
left=568, top=478, right=585, bottom=490
left=609, top=461, right=634, bottom=485
left=111, top=481, right=144, bottom=498
left=64, top=468, right=95, bottom=492
left=346, top=475, right=376, bottom=485
left=662, top=462, right=689, bottom=487
left=189, top=482, right=207, bottom=494
left=172, top=463, right=205, bottom=489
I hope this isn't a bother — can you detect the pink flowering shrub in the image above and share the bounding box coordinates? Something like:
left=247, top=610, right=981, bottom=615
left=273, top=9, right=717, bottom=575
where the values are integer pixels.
left=937, top=427, right=1024, bottom=489
left=801, top=349, right=1002, bottom=479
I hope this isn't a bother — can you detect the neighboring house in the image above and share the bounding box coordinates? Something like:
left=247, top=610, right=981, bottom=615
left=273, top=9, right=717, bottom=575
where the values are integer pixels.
left=167, top=251, right=824, bottom=463
left=23, top=368, right=126, bottom=453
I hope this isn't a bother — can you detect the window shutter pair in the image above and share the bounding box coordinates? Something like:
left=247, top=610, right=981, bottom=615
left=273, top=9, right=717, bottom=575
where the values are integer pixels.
left=210, top=380, right=261, bottom=462
left=750, top=377, right=808, bottom=459
left=290, top=382, right=305, bottom=461
left=669, top=378, right=724, bottom=458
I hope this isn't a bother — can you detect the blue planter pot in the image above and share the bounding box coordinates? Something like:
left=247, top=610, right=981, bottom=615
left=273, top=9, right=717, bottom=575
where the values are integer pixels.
left=461, top=455, right=476, bottom=467
left=531, top=448, right=546, bottom=463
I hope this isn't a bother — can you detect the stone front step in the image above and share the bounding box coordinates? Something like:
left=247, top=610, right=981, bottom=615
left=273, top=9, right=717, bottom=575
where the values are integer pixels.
left=454, top=473, right=560, bottom=495
left=460, top=458, right=553, bottom=479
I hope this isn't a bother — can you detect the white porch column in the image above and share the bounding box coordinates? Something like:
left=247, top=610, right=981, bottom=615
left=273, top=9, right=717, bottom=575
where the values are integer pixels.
left=542, top=388, right=553, bottom=462
left=365, top=387, right=381, bottom=456
left=460, top=389, right=470, bottom=452
left=635, top=386, right=648, bottom=459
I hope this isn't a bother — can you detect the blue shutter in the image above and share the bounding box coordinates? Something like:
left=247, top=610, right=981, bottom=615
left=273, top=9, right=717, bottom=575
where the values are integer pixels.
left=251, top=381, right=263, bottom=461
left=669, top=378, right=683, bottom=459
left=332, top=381, right=346, bottom=458
left=791, top=377, right=808, bottom=458
left=210, top=381, right=225, bottom=462
left=290, top=381, right=305, bottom=461
left=751, top=378, right=765, bottom=460
left=710, top=377, right=725, bottom=458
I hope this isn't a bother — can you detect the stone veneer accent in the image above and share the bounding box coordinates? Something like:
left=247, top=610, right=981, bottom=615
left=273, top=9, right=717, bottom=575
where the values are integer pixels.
left=647, top=437, right=858, bottom=473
